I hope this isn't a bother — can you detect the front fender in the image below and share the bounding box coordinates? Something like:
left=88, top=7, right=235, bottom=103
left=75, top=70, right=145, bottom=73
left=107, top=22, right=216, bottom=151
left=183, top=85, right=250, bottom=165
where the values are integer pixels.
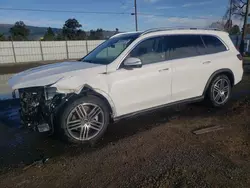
left=81, top=86, right=117, bottom=118
left=51, top=75, right=117, bottom=118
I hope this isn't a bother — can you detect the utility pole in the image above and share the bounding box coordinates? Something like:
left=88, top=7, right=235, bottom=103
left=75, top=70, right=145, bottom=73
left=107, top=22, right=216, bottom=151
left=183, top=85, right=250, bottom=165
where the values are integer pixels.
left=228, top=0, right=232, bottom=31
left=134, top=0, right=138, bottom=31
left=240, top=0, right=250, bottom=54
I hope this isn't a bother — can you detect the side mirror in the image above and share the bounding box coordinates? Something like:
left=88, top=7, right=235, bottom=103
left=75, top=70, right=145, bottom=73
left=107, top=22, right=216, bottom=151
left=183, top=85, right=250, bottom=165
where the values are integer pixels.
left=123, top=57, right=142, bottom=68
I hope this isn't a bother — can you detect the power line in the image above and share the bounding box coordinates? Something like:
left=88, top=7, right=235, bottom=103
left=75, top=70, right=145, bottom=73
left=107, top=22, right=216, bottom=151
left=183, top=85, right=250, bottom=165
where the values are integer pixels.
left=138, top=12, right=217, bottom=20
left=0, top=7, right=217, bottom=20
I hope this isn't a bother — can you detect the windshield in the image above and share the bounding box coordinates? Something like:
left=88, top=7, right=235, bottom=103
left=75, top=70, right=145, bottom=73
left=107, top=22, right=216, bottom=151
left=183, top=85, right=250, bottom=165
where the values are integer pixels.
left=81, top=33, right=141, bottom=65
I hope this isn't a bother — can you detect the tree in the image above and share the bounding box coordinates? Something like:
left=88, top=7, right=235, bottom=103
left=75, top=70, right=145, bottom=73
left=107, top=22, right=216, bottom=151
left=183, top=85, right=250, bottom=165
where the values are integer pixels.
left=246, top=23, right=250, bottom=34
left=115, top=28, right=119, bottom=34
left=230, top=25, right=241, bottom=34
left=0, top=33, right=5, bottom=41
left=88, top=28, right=104, bottom=40
left=43, top=27, right=55, bottom=41
left=76, top=29, right=86, bottom=40
left=225, top=0, right=247, bottom=18
left=95, top=28, right=103, bottom=39
left=62, top=18, right=82, bottom=40
left=225, top=0, right=248, bottom=54
left=10, top=21, right=30, bottom=41
left=209, top=21, right=226, bottom=30
left=224, top=19, right=233, bottom=31
left=88, top=30, right=96, bottom=40
left=55, top=33, right=64, bottom=41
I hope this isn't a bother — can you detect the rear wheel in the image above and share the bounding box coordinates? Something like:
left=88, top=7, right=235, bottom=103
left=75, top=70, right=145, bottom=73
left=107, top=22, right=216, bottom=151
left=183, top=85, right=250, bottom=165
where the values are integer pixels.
left=207, top=74, right=232, bottom=107
left=59, top=95, right=110, bottom=144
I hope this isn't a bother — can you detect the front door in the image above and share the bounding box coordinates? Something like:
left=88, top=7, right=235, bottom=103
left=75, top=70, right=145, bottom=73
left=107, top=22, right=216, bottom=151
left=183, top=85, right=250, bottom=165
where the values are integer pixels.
left=107, top=36, right=172, bottom=117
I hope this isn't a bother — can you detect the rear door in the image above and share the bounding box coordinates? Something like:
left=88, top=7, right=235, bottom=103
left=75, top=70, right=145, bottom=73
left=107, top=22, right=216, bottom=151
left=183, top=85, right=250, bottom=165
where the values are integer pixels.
left=166, top=34, right=211, bottom=102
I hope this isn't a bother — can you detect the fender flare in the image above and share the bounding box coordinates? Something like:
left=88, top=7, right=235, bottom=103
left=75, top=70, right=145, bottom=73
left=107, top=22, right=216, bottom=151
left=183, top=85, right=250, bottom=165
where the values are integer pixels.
left=202, top=68, right=235, bottom=96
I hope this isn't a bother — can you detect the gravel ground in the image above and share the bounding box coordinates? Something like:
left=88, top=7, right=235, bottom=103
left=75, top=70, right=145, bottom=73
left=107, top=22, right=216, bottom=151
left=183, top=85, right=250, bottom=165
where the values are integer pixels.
left=0, top=70, right=249, bottom=188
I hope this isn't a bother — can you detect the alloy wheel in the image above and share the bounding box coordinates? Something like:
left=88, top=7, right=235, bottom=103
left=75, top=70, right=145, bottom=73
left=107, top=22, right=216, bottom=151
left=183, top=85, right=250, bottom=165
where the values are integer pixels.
left=212, top=78, right=230, bottom=104
left=66, top=103, right=105, bottom=141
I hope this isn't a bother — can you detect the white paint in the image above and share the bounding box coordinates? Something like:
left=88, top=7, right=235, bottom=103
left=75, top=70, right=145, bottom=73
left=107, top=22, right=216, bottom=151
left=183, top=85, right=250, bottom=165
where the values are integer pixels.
left=8, top=29, right=244, bottom=118
left=8, top=61, right=106, bottom=90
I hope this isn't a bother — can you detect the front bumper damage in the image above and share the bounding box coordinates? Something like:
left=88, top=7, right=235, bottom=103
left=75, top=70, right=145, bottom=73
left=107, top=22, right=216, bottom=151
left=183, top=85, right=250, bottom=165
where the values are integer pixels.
left=18, top=86, right=71, bottom=133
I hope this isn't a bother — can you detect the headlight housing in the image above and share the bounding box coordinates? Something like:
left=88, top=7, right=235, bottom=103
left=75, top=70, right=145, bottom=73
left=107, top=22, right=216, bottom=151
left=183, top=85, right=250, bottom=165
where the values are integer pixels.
left=44, top=87, right=57, bottom=100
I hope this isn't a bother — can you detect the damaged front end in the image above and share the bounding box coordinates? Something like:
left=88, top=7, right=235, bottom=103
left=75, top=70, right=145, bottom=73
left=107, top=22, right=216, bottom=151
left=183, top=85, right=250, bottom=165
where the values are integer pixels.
left=18, top=86, right=71, bottom=133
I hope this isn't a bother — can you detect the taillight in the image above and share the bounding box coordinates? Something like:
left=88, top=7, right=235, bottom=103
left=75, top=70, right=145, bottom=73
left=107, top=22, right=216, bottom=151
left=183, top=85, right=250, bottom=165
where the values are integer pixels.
left=237, top=54, right=243, bottom=61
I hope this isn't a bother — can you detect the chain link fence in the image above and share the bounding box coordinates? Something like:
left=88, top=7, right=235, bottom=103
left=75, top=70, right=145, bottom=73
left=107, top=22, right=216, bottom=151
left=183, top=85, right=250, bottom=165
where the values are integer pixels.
left=0, top=40, right=105, bottom=64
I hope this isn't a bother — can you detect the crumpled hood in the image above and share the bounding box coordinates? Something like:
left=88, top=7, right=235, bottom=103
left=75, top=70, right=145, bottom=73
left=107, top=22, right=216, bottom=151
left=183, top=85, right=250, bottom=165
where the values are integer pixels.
left=8, top=61, right=106, bottom=90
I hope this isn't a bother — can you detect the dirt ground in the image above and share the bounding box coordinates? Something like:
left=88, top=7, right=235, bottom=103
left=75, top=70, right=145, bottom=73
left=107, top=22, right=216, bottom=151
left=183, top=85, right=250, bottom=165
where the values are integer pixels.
left=0, top=69, right=249, bottom=188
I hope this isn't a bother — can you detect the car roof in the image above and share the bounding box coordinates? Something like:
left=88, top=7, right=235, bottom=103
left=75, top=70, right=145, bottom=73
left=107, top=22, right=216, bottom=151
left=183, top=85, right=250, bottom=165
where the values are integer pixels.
left=112, top=28, right=228, bottom=39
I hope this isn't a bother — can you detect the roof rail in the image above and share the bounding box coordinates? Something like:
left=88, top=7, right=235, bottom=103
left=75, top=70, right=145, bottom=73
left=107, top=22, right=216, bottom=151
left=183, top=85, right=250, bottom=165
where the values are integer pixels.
left=141, top=27, right=225, bottom=36
left=110, top=31, right=141, bottom=39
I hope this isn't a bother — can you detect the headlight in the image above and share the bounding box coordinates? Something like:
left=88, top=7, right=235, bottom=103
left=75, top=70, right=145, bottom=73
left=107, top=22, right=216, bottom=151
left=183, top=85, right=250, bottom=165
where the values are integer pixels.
left=44, top=87, right=57, bottom=100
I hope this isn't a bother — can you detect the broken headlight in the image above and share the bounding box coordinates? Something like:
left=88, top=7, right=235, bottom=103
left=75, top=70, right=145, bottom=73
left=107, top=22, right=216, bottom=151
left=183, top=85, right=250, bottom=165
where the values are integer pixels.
left=44, top=87, right=57, bottom=100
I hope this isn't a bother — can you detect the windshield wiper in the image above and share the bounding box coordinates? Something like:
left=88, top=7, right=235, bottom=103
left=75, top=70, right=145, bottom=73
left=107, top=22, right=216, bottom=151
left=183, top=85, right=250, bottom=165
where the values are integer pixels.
left=81, top=59, right=93, bottom=63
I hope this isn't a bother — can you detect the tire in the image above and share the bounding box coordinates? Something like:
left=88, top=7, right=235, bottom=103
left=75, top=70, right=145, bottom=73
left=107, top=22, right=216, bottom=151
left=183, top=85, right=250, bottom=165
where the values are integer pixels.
left=58, top=95, right=110, bottom=144
left=206, top=74, right=232, bottom=107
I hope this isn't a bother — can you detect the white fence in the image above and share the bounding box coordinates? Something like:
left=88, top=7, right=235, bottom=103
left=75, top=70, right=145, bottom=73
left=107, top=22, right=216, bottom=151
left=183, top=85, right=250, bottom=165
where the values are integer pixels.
left=0, top=40, right=105, bottom=64
left=0, top=74, right=13, bottom=97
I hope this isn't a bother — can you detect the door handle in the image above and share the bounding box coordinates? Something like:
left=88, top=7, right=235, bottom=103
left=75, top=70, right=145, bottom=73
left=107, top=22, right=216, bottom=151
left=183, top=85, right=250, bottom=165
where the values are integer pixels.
left=203, top=61, right=211, bottom=64
left=159, top=68, right=169, bottom=72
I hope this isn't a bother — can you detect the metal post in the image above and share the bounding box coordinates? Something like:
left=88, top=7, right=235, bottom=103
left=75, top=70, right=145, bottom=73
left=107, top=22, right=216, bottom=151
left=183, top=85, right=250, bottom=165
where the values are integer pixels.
left=134, top=0, right=138, bottom=31
left=85, top=40, right=89, bottom=54
left=65, top=40, right=69, bottom=60
left=240, top=0, right=250, bottom=54
left=11, top=39, right=17, bottom=63
left=39, top=40, right=44, bottom=61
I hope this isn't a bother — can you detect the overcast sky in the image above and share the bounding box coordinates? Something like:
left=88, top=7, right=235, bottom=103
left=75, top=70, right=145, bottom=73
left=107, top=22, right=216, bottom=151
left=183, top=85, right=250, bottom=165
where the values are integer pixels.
left=0, top=0, right=239, bottom=31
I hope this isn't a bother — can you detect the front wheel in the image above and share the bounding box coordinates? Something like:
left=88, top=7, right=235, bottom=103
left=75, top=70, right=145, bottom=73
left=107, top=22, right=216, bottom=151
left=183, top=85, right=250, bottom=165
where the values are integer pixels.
left=59, top=95, right=110, bottom=144
left=207, top=74, right=232, bottom=107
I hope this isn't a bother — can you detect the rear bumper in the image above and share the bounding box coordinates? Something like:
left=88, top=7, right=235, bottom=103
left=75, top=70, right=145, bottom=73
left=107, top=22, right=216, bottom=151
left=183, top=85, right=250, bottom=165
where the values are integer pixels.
left=234, top=67, right=244, bottom=85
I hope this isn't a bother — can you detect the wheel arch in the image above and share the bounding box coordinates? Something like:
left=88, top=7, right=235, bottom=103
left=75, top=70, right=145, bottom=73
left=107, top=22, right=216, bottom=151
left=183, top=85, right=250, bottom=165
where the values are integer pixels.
left=80, top=84, right=117, bottom=120
left=203, top=69, right=235, bottom=96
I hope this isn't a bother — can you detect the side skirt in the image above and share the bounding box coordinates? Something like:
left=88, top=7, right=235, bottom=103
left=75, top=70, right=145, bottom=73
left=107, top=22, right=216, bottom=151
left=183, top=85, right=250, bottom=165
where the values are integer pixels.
left=113, top=96, right=204, bottom=122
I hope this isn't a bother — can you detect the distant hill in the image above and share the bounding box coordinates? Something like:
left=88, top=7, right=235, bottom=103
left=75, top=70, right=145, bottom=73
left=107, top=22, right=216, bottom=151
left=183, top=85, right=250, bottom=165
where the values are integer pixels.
left=0, top=24, right=62, bottom=40
left=0, top=24, right=118, bottom=40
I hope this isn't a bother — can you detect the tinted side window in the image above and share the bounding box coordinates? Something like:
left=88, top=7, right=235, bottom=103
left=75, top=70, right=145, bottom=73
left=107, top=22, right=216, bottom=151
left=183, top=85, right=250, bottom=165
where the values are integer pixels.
left=129, top=36, right=165, bottom=65
left=201, top=35, right=227, bottom=54
left=165, top=35, right=206, bottom=60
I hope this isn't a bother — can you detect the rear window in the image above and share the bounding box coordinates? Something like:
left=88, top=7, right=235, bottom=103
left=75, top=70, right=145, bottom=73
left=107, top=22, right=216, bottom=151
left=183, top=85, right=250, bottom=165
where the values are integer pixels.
left=201, top=35, right=227, bottom=54
left=165, top=35, right=206, bottom=60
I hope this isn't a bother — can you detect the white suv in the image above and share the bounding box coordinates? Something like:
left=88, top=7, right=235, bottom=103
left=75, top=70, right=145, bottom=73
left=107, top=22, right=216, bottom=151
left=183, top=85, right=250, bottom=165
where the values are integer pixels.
left=9, top=28, right=243, bottom=144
